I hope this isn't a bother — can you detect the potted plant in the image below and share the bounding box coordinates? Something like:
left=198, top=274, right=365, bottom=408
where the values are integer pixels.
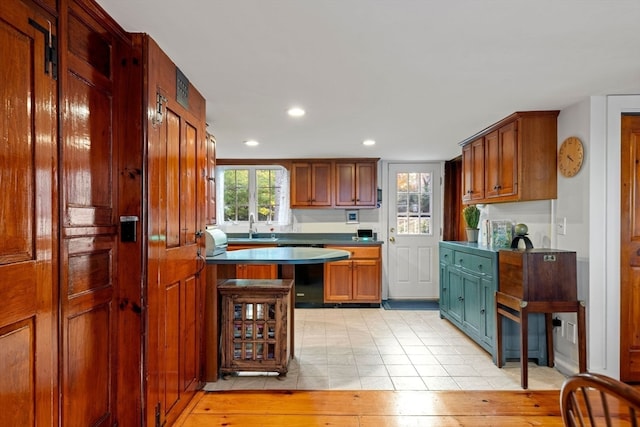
left=462, top=204, right=480, bottom=242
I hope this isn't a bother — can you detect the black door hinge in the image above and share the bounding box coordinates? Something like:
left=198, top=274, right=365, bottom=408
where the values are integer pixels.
left=155, top=402, right=166, bottom=427
left=28, top=18, right=58, bottom=80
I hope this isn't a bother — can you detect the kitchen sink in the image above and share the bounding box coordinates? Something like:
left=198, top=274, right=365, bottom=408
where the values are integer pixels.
left=228, top=236, right=279, bottom=243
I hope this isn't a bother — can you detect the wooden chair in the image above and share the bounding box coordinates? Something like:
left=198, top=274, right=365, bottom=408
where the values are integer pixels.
left=560, top=372, right=640, bottom=426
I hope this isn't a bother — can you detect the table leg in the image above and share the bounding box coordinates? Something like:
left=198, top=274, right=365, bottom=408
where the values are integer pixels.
left=545, top=312, right=554, bottom=367
left=520, top=307, right=529, bottom=389
left=577, top=301, right=587, bottom=372
left=496, top=296, right=503, bottom=368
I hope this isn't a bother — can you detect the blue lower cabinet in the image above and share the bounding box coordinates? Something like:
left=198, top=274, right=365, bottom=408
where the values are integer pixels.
left=439, top=241, right=547, bottom=365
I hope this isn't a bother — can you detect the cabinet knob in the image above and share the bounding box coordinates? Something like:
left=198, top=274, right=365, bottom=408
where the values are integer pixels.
left=458, top=296, right=464, bottom=301
left=480, top=308, right=485, bottom=314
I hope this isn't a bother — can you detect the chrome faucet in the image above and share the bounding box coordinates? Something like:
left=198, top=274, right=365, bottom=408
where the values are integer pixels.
left=248, top=213, right=256, bottom=239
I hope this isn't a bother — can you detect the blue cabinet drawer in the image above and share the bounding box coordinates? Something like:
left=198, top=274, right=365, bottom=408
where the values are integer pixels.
left=440, top=247, right=454, bottom=265
left=471, top=254, right=493, bottom=277
left=454, top=252, right=493, bottom=277
left=454, top=252, right=474, bottom=269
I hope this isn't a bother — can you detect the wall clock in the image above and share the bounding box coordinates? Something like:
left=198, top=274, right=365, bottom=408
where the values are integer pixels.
left=558, top=137, right=584, bottom=177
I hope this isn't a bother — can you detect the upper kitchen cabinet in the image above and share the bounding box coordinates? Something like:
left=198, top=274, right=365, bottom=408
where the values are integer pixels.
left=460, top=111, right=559, bottom=204
left=335, top=160, right=378, bottom=207
left=290, top=161, right=333, bottom=207
left=461, top=138, right=486, bottom=203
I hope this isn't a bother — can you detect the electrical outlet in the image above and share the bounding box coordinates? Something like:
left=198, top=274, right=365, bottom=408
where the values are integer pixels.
left=557, top=217, right=567, bottom=235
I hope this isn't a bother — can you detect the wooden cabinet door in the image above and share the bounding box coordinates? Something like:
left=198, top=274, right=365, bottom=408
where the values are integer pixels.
left=486, top=123, right=518, bottom=200
left=462, top=144, right=473, bottom=203
left=462, top=139, right=485, bottom=202
left=237, top=264, right=278, bottom=279
left=485, top=130, right=500, bottom=198
left=355, top=162, right=377, bottom=206
left=620, top=114, right=640, bottom=381
left=352, top=259, right=380, bottom=301
left=324, top=261, right=353, bottom=301
left=291, top=162, right=312, bottom=207
left=291, top=162, right=332, bottom=207
left=143, top=35, right=206, bottom=427
left=228, top=245, right=278, bottom=279
left=335, top=161, right=377, bottom=206
left=60, top=2, right=137, bottom=425
left=335, top=162, right=356, bottom=206
left=0, top=3, right=57, bottom=425
left=311, top=162, right=332, bottom=206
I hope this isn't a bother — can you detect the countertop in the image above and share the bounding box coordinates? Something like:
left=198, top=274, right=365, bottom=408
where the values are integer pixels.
left=226, top=233, right=383, bottom=246
left=206, top=247, right=351, bottom=264
left=440, top=241, right=501, bottom=253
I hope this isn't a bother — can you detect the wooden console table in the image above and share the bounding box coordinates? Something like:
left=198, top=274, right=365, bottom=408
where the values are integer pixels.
left=495, top=249, right=587, bottom=389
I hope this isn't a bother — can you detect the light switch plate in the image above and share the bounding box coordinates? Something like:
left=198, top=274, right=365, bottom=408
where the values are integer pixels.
left=557, top=217, right=567, bottom=235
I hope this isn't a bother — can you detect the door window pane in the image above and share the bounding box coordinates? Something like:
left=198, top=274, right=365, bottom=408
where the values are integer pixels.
left=396, top=172, right=432, bottom=235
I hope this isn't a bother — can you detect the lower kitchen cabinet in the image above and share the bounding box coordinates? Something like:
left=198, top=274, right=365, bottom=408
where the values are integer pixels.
left=228, top=244, right=278, bottom=279
left=439, top=241, right=547, bottom=364
left=324, top=245, right=381, bottom=304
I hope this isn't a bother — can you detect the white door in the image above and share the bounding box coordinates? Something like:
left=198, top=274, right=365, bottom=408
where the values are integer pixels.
left=387, top=163, right=442, bottom=299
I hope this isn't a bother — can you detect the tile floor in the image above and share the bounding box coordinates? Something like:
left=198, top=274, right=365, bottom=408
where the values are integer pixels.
left=204, top=307, right=567, bottom=392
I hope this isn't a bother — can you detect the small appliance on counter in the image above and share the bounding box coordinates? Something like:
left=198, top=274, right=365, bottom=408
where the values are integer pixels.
left=205, top=227, right=228, bottom=257
left=356, top=229, right=373, bottom=241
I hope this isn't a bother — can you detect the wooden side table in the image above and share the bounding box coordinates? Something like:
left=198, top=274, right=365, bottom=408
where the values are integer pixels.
left=218, top=279, right=294, bottom=379
left=496, top=249, right=587, bottom=389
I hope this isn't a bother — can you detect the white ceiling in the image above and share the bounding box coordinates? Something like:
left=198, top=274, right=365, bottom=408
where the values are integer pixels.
left=96, top=0, right=640, bottom=161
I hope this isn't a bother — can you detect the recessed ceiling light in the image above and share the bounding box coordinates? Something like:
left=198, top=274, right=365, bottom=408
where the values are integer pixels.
left=362, top=139, right=376, bottom=146
left=287, top=107, right=305, bottom=117
left=244, top=140, right=259, bottom=147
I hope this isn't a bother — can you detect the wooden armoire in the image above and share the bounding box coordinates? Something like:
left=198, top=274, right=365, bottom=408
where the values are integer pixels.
left=0, top=0, right=212, bottom=425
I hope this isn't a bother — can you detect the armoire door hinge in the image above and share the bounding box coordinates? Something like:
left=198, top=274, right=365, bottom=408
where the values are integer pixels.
left=28, top=18, right=58, bottom=80
left=155, top=402, right=166, bottom=427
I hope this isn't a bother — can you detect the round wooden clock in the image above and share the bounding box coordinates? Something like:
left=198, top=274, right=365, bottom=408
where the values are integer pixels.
left=558, top=137, right=584, bottom=177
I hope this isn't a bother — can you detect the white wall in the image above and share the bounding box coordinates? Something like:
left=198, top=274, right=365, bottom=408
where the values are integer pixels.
left=549, top=94, right=640, bottom=379
left=554, top=99, right=592, bottom=374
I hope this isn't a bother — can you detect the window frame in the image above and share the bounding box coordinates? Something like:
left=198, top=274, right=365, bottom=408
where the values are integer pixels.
left=217, top=165, right=289, bottom=224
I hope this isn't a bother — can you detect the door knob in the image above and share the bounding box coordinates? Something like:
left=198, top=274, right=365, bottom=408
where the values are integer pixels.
left=389, top=236, right=395, bottom=243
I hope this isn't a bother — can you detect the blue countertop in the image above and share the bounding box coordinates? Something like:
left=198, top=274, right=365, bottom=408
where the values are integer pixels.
left=440, top=241, right=501, bottom=253
left=206, top=247, right=351, bottom=264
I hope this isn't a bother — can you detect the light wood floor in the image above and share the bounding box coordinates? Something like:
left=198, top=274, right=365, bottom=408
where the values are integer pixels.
left=173, top=389, right=566, bottom=426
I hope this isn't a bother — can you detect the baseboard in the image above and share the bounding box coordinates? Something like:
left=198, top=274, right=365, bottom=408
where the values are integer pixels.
left=553, top=354, right=579, bottom=377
